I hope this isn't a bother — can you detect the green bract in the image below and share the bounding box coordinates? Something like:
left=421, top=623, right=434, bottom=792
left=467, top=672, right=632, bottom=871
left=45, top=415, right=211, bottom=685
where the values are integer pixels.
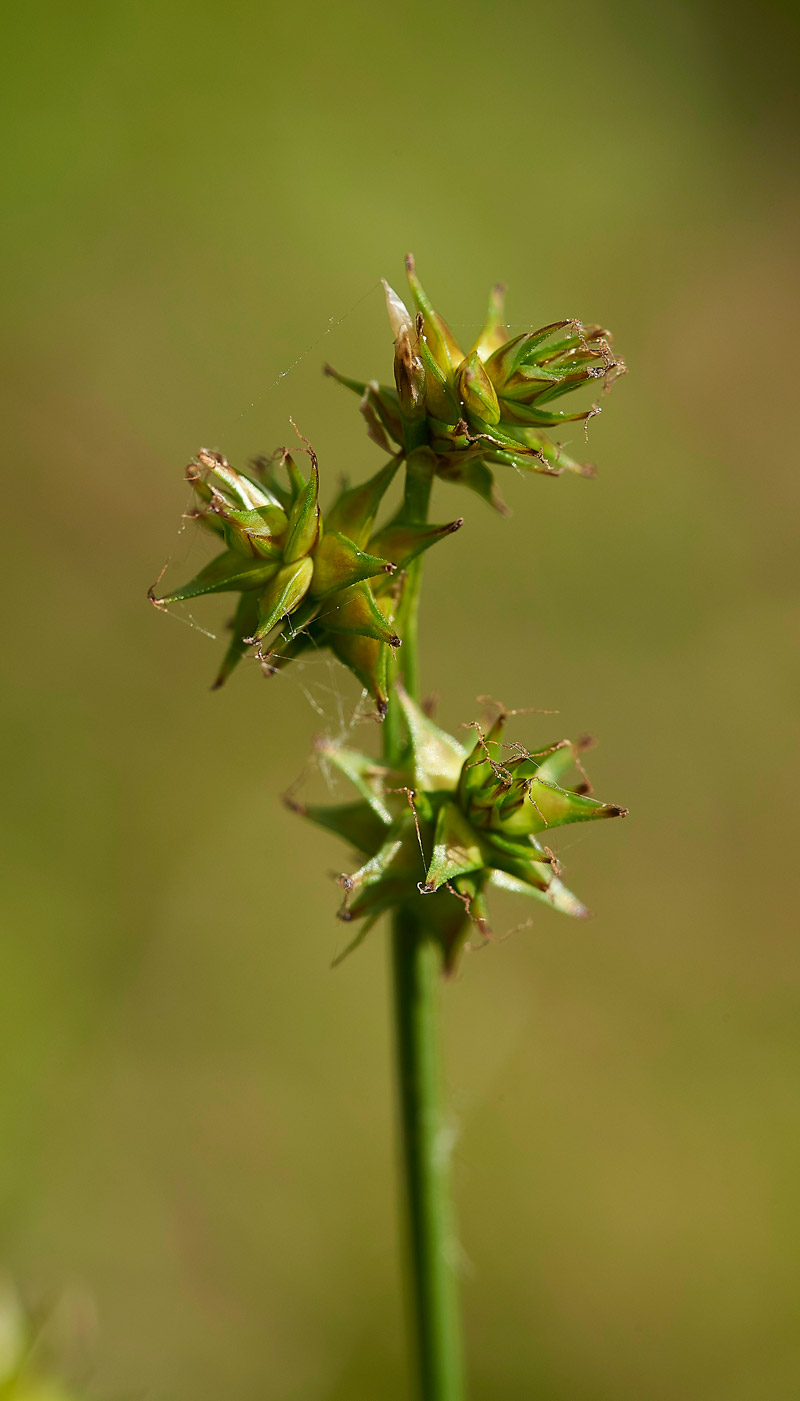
left=326, top=255, right=625, bottom=514
left=288, top=689, right=627, bottom=971
left=149, top=443, right=462, bottom=714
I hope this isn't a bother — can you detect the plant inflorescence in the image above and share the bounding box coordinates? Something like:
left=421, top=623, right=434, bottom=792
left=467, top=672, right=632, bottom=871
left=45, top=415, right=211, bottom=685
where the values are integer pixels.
left=150, top=256, right=626, bottom=967
left=150, top=255, right=626, bottom=1400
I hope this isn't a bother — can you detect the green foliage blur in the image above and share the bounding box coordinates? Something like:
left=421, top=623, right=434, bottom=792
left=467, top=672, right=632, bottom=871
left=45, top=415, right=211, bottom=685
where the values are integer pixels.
left=3, top=1, right=799, bottom=1397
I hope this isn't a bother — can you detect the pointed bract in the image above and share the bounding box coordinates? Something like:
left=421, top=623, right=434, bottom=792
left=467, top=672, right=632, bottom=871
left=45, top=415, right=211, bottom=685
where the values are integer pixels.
left=328, top=631, right=392, bottom=718
left=471, top=283, right=507, bottom=362
left=309, top=532, right=394, bottom=599
left=489, top=868, right=590, bottom=919
left=323, top=582, right=401, bottom=646
left=396, top=687, right=467, bottom=791
left=287, top=797, right=389, bottom=855
left=212, top=593, right=261, bottom=690
left=368, top=516, right=463, bottom=571
left=326, top=457, right=400, bottom=546
left=250, top=557, right=314, bottom=642
left=423, top=801, right=485, bottom=893
left=154, top=549, right=278, bottom=603
left=315, top=739, right=395, bottom=823
left=284, top=455, right=320, bottom=562
left=405, top=254, right=464, bottom=373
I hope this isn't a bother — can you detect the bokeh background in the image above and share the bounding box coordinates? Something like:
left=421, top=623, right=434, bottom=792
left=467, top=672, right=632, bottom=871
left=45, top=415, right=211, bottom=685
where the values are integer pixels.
left=4, top=1, right=800, bottom=1397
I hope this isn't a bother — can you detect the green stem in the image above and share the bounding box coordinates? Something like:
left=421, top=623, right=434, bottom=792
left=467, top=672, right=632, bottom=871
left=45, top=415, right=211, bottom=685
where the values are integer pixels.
left=395, top=448, right=432, bottom=701
left=392, top=909, right=464, bottom=1401
left=385, top=434, right=466, bottom=1401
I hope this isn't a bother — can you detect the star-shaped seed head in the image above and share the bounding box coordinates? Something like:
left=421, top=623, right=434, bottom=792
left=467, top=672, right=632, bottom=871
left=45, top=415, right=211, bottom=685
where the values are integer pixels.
left=288, top=689, right=627, bottom=970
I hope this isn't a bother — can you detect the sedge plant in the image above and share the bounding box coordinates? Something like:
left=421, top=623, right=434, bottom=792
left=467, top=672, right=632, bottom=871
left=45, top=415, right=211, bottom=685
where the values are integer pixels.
left=149, top=256, right=627, bottom=1401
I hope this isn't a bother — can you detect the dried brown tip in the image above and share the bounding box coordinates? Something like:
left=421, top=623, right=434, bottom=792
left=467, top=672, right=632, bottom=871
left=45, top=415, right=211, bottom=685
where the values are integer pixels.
left=197, top=448, right=227, bottom=470
left=288, top=418, right=319, bottom=474
left=405, top=252, right=416, bottom=274
left=147, top=584, right=166, bottom=609
left=282, top=792, right=306, bottom=816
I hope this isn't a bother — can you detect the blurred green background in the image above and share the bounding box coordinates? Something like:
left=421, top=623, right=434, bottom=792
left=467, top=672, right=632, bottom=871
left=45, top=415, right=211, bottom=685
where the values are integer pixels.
left=3, top=1, right=800, bottom=1397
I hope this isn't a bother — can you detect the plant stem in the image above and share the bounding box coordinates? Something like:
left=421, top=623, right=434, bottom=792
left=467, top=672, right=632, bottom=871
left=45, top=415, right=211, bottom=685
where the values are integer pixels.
left=385, top=441, right=466, bottom=1401
left=391, top=909, right=465, bottom=1401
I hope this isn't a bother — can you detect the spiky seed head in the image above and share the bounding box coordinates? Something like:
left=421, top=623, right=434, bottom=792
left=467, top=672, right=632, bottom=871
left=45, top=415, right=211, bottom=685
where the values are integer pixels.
left=328, top=258, right=625, bottom=513
left=149, top=441, right=462, bottom=713
left=291, top=689, right=627, bottom=970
